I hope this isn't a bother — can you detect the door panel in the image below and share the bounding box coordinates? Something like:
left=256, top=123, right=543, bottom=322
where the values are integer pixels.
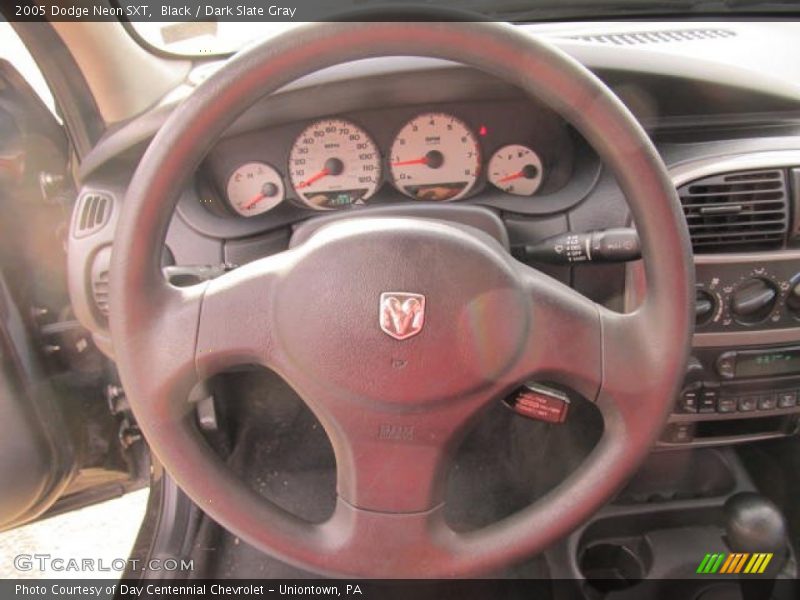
left=0, top=57, right=146, bottom=531
left=0, top=274, right=74, bottom=530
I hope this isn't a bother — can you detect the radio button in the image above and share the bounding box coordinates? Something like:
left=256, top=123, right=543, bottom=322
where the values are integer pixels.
left=716, top=352, right=736, bottom=379
left=699, top=388, right=719, bottom=413
left=738, top=395, right=758, bottom=412
left=777, top=391, right=797, bottom=408
left=679, top=389, right=699, bottom=413
left=717, top=396, right=738, bottom=413
left=663, top=423, right=695, bottom=444
left=758, top=394, right=778, bottom=411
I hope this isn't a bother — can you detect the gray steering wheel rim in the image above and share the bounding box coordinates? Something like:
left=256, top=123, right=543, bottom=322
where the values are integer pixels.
left=110, top=21, right=694, bottom=577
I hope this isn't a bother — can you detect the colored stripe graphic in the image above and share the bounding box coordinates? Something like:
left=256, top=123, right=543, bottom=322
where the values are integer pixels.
left=722, top=553, right=742, bottom=574
left=711, top=553, right=725, bottom=573
left=697, top=554, right=713, bottom=573
left=719, top=554, right=736, bottom=573
left=697, top=552, right=773, bottom=574
left=721, top=553, right=743, bottom=574
left=697, top=553, right=726, bottom=574
left=734, top=553, right=749, bottom=574
left=758, top=554, right=773, bottom=573
left=744, top=554, right=760, bottom=573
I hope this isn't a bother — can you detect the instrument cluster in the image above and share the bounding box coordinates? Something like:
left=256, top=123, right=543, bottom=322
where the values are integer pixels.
left=216, top=108, right=553, bottom=218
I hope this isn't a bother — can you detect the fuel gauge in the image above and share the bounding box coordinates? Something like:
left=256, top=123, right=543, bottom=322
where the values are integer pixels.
left=488, top=145, right=543, bottom=196
left=226, top=162, right=285, bottom=217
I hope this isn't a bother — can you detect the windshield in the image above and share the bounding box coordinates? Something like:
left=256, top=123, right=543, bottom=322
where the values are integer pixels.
left=128, top=0, right=800, bottom=56
left=131, top=21, right=302, bottom=55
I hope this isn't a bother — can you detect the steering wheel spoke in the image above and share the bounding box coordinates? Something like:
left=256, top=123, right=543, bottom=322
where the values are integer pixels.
left=320, top=500, right=456, bottom=577
left=333, top=404, right=466, bottom=514
left=595, top=305, right=680, bottom=438
left=107, top=280, right=205, bottom=426
left=285, top=375, right=485, bottom=515
left=195, top=252, right=294, bottom=377
left=511, top=262, right=603, bottom=401
left=333, top=417, right=452, bottom=513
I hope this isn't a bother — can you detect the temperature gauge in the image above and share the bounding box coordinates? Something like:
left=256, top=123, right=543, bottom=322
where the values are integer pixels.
left=226, top=162, right=285, bottom=217
left=488, top=145, right=543, bottom=196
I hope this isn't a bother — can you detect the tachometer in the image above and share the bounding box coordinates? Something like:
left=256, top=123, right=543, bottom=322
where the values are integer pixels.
left=226, top=162, right=285, bottom=217
left=487, top=145, right=543, bottom=196
left=288, top=118, right=381, bottom=210
left=389, top=113, right=480, bottom=201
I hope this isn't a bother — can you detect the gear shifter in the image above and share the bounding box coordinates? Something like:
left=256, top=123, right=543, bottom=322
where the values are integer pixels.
left=725, top=493, right=787, bottom=560
left=724, top=493, right=788, bottom=599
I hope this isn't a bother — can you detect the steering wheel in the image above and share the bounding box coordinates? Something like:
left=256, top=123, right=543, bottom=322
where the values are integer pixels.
left=110, top=22, right=693, bottom=577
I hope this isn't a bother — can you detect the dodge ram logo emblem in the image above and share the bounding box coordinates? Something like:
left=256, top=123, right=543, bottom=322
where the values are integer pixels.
left=379, top=292, right=425, bottom=340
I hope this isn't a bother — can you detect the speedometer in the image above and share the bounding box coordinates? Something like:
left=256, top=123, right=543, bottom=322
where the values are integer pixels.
left=288, top=118, right=381, bottom=210
left=389, top=113, right=481, bottom=201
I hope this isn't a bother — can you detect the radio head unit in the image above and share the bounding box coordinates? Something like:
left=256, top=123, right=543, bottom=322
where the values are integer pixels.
left=717, top=347, right=800, bottom=379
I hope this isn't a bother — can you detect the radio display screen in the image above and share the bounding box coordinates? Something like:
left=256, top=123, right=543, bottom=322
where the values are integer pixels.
left=736, top=348, right=800, bottom=378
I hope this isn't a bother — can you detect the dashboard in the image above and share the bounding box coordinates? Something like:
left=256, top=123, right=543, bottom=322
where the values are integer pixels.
left=200, top=99, right=580, bottom=219
left=67, top=22, right=800, bottom=451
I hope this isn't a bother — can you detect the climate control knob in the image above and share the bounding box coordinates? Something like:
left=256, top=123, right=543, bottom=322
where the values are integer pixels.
left=695, top=289, right=716, bottom=326
left=786, top=275, right=800, bottom=317
left=729, top=277, right=778, bottom=324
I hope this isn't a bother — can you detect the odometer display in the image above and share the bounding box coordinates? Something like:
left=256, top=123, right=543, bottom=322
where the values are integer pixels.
left=389, top=113, right=481, bottom=201
left=288, top=118, right=381, bottom=210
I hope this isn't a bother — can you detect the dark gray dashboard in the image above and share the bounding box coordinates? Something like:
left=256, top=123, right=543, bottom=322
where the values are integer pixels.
left=68, top=24, right=800, bottom=380
left=190, top=97, right=598, bottom=239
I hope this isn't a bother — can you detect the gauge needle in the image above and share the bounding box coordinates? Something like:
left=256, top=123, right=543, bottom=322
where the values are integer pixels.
left=296, top=167, right=331, bottom=189
left=296, top=158, right=345, bottom=190
left=499, top=165, right=538, bottom=183
left=498, top=171, right=525, bottom=183
left=392, top=150, right=444, bottom=169
left=244, top=192, right=266, bottom=209
left=391, top=157, right=429, bottom=167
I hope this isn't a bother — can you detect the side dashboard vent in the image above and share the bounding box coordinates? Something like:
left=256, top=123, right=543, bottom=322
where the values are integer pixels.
left=90, top=247, right=112, bottom=318
left=74, top=192, right=112, bottom=238
left=569, top=28, right=736, bottom=46
left=678, top=169, right=789, bottom=253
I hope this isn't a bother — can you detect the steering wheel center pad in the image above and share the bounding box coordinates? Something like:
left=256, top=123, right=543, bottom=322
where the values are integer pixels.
left=275, top=217, right=527, bottom=407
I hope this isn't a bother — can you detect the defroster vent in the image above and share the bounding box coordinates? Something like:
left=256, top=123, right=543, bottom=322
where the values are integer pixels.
left=568, top=28, right=736, bottom=46
left=678, top=169, right=789, bottom=253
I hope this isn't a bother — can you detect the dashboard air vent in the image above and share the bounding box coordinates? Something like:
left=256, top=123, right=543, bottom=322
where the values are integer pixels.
left=92, top=270, right=110, bottom=318
left=569, top=28, right=736, bottom=46
left=678, top=169, right=789, bottom=253
left=74, top=192, right=112, bottom=238
left=90, top=247, right=112, bottom=318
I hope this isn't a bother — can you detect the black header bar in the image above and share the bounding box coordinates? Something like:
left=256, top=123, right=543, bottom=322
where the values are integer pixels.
left=3, top=1, right=495, bottom=22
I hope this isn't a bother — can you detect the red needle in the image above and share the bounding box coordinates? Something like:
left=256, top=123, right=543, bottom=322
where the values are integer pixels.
left=296, top=168, right=330, bottom=189
left=498, top=171, right=524, bottom=183
left=391, top=157, right=428, bottom=167
left=244, top=192, right=265, bottom=210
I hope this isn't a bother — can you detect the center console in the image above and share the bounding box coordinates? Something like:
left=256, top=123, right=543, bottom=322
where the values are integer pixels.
left=653, top=155, right=800, bottom=448
left=617, top=154, right=800, bottom=449
left=661, top=252, right=800, bottom=447
left=556, top=149, right=800, bottom=598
